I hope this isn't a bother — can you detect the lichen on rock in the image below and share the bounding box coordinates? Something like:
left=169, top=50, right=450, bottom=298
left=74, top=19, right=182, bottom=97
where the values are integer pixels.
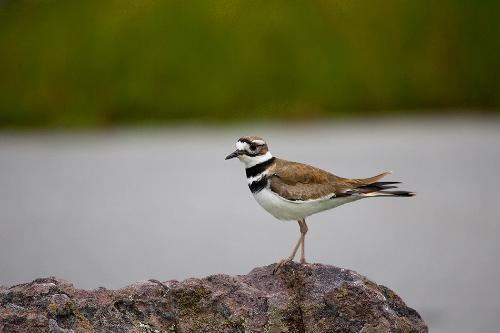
left=0, top=263, right=427, bottom=332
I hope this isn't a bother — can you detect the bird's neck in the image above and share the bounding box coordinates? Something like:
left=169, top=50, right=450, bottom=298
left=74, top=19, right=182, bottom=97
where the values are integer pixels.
left=241, top=151, right=273, bottom=168
left=245, top=155, right=275, bottom=178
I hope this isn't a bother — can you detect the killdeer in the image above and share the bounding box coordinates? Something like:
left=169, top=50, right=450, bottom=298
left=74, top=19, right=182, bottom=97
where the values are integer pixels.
left=225, top=136, right=415, bottom=272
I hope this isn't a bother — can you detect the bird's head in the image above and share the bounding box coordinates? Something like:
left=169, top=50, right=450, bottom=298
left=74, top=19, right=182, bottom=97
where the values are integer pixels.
left=225, top=136, right=272, bottom=167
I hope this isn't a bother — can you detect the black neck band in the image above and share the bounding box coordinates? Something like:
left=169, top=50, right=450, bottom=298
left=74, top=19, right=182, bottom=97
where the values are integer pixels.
left=248, top=177, right=268, bottom=193
left=245, top=157, right=275, bottom=178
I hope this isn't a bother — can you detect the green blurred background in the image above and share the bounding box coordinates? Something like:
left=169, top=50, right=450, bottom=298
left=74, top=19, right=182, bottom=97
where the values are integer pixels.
left=0, top=0, right=499, bottom=128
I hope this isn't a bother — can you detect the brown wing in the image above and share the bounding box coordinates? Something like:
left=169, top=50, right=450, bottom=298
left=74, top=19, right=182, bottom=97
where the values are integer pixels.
left=269, top=158, right=391, bottom=201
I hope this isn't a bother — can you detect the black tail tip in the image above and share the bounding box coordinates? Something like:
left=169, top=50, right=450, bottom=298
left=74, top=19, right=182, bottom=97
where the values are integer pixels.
left=394, top=191, right=416, bottom=197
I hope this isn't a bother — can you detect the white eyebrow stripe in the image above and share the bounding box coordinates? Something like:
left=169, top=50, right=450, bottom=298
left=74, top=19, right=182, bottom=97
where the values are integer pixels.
left=253, top=139, right=265, bottom=145
left=236, top=141, right=249, bottom=150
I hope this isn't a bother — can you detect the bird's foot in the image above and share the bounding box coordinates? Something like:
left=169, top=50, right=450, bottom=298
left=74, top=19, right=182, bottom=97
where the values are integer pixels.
left=272, top=257, right=294, bottom=275
left=300, top=258, right=307, bottom=264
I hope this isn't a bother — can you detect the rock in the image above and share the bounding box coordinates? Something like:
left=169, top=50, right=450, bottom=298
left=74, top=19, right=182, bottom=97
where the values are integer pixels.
left=0, top=263, right=427, bottom=332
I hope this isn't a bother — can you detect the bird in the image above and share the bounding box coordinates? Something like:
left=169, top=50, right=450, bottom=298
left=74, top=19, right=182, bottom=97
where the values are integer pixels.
left=225, top=136, right=415, bottom=273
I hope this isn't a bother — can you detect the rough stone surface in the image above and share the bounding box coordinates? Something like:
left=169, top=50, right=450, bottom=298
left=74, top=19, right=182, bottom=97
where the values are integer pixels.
left=0, top=263, right=427, bottom=333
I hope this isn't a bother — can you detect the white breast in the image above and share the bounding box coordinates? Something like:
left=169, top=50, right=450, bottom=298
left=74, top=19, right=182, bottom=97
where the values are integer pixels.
left=252, top=188, right=363, bottom=221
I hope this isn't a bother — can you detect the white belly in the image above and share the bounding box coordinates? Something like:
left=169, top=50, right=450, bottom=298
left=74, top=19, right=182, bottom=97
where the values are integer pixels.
left=253, top=188, right=363, bottom=221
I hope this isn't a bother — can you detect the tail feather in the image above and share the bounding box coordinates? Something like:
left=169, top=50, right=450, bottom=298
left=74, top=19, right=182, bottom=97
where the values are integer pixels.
left=343, top=172, right=415, bottom=198
left=356, top=181, right=401, bottom=192
left=371, top=181, right=401, bottom=186
left=372, top=190, right=416, bottom=197
left=347, top=171, right=392, bottom=187
left=354, top=179, right=415, bottom=197
left=360, top=171, right=392, bottom=184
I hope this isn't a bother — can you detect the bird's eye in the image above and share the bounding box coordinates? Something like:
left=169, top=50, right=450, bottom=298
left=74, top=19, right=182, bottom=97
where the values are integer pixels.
left=249, top=143, right=257, bottom=150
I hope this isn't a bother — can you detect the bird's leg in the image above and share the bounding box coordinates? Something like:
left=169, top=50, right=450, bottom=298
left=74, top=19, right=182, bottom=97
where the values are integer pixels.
left=273, top=220, right=306, bottom=274
left=298, top=219, right=308, bottom=264
left=273, top=234, right=303, bottom=274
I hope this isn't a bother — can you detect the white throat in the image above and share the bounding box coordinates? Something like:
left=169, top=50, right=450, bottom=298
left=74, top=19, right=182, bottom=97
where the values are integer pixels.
left=238, top=151, right=273, bottom=168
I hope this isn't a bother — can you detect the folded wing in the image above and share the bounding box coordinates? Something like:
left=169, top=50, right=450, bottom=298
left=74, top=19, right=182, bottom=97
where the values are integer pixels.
left=269, top=158, right=394, bottom=201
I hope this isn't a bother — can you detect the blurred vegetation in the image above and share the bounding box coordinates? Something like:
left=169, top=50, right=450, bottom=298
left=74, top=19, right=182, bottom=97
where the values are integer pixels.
left=0, top=0, right=499, bottom=127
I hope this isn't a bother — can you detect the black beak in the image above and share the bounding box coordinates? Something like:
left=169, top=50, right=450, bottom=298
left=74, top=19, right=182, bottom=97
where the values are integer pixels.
left=225, top=150, right=241, bottom=160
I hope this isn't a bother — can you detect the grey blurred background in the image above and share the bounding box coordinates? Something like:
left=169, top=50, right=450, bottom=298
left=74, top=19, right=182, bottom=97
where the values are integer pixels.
left=1, top=1, right=500, bottom=332
left=1, top=119, right=499, bottom=332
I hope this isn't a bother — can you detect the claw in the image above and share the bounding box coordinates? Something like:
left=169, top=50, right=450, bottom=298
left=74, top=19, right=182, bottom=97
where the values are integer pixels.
left=272, top=257, right=293, bottom=275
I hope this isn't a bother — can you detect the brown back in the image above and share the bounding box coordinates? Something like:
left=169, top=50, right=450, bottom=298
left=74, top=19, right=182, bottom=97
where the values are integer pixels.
left=269, top=158, right=390, bottom=201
